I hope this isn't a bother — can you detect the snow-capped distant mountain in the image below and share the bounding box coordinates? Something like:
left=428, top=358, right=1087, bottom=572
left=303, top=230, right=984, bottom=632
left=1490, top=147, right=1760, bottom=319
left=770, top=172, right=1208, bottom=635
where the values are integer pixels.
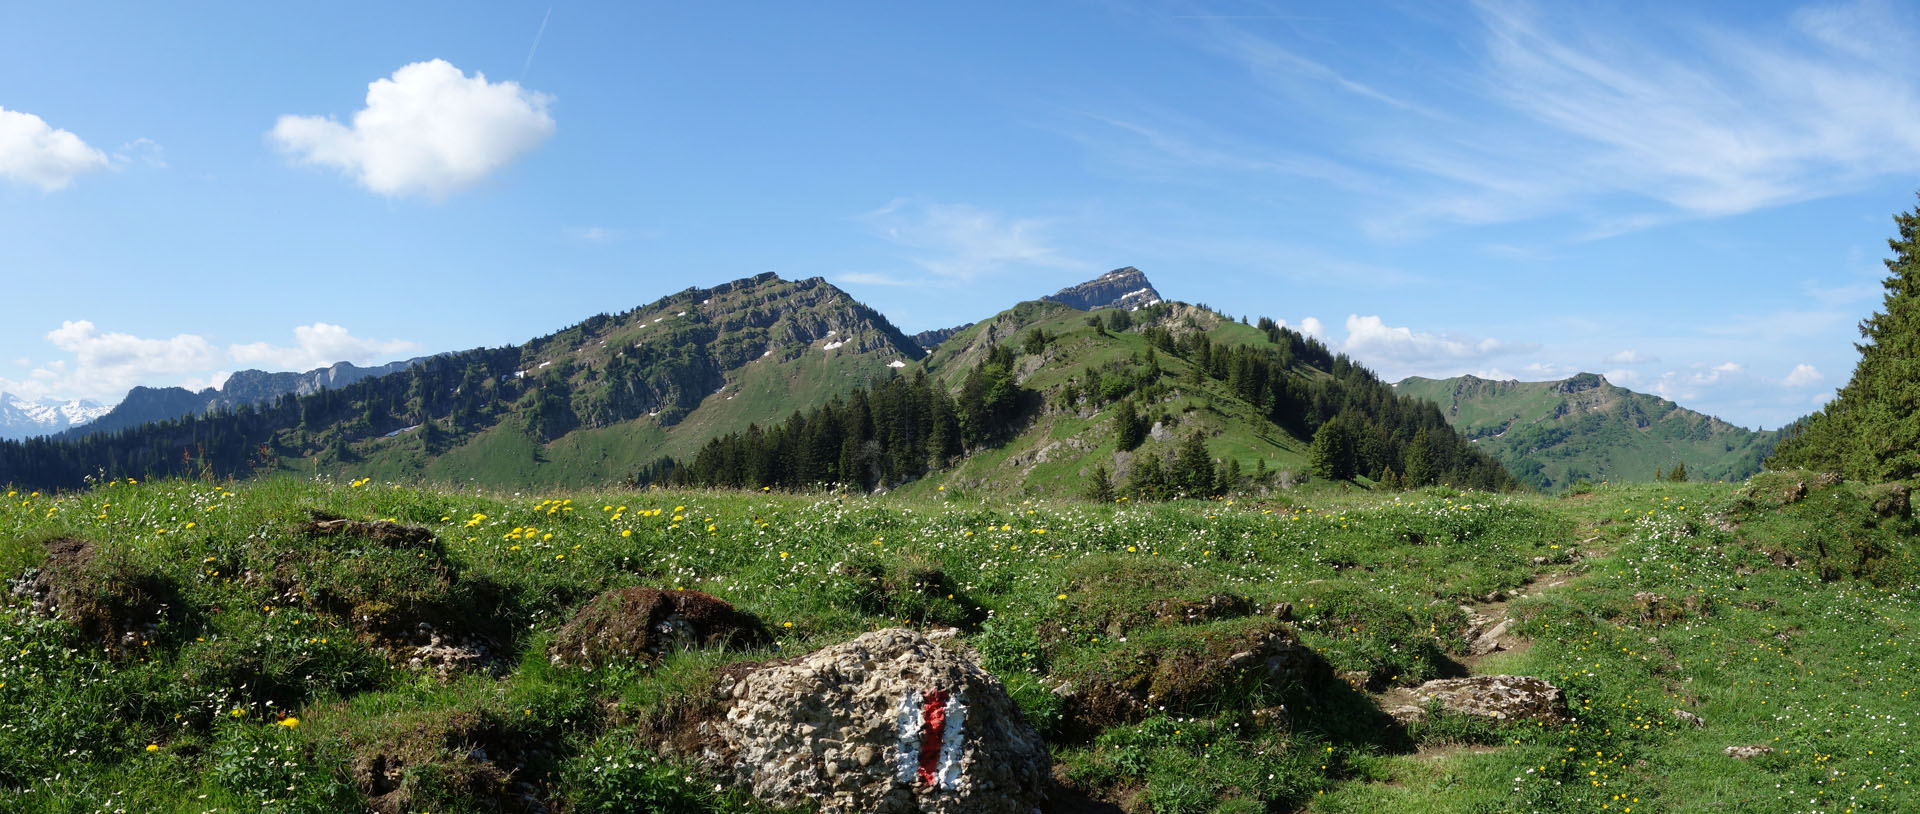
left=0, top=393, right=115, bottom=441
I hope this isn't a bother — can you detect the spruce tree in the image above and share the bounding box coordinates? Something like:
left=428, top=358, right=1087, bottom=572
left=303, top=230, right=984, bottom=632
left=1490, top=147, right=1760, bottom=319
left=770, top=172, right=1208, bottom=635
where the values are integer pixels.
left=1114, top=399, right=1146, bottom=451
left=1085, top=465, right=1116, bottom=503
left=1309, top=417, right=1356, bottom=481
left=1771, top=193, right=1920, bottom=480
left=1175, top=430, right=1213, bottom=495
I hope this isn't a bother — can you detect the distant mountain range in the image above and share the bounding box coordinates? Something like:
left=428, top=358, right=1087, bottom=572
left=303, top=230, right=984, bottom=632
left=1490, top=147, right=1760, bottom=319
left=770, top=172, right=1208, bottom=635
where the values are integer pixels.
left=53, top=358, right=429, bottom=440
left=0, top=394, right=114, bottom=441
left=0, top=267, right=1520, bottom=496
left=1393, top=372, right=1780, bottom=491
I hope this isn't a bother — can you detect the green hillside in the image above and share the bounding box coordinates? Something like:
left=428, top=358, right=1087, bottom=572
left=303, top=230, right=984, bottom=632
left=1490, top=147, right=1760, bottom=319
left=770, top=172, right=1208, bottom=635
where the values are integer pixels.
left=1394, top=373, right=1779, bottom=491
left=669, top=299, right=1518, bottom=498
left=0, top=273, right=925, bottom=491
left=0, top=271, right=1516, bottom=498
left=913, top=301, right=1313, bottom=497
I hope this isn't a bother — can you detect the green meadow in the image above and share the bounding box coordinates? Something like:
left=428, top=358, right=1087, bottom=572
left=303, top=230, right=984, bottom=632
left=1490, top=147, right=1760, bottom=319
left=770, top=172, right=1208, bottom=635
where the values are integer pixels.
left=2, top=472, right=1915, bottom=812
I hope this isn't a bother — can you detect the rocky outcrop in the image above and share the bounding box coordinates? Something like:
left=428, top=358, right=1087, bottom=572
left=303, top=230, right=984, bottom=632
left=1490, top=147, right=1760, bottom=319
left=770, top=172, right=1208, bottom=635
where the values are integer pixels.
left=912, top=324, right=974, bottom=351
left=1384, top=675, right=1567, bottom=724
left=1042, top=267, right=1163, bottom=312
left=700, top=628, right=1049, bottom=813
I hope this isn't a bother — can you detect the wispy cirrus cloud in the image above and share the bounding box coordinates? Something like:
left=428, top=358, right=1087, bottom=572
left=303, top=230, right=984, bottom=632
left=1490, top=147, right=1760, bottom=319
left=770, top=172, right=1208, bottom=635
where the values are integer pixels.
left=859, top=198, right=1092, bottom=283
left=1134, top=1, right=1920, bottom=237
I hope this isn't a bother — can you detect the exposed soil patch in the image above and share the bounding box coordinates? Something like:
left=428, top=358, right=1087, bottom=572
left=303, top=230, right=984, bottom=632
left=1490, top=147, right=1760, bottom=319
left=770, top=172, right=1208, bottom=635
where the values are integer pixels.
left=302, top=510, right=438, bottom=548
left=11, top=537, right=180, bottom=657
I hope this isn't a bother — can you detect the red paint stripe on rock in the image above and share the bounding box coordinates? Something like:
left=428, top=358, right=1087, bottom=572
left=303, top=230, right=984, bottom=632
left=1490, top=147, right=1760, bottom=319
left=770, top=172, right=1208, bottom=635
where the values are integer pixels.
left=916, top=687, right=950, bottom=785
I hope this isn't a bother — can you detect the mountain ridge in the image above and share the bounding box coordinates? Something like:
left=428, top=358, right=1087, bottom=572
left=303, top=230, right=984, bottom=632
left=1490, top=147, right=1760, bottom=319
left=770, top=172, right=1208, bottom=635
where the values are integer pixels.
left=0, top=393, right=114, bottom=441
left=1393, top=372, right=1779, bottom=490
left=55, top=357, right=431, bottom=440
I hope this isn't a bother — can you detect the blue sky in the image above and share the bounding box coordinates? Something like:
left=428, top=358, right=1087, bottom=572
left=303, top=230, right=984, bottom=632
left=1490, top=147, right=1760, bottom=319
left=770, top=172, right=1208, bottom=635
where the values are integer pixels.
left=3, top=1, right=1917, bottom=429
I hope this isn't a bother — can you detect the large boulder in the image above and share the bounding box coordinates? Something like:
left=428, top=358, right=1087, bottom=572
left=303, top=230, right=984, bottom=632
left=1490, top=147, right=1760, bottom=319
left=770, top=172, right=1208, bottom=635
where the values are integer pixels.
left=1384, top=675, right=1567, bottom=725
left=701, top=628, right=1049, bottom=813
left=549, top=586, right=768, bottom=668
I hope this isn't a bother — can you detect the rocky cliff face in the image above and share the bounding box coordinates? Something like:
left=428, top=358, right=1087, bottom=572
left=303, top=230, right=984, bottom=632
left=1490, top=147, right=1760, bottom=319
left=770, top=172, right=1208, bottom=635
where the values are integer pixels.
left=1042, top=267, right=1162, bottom=311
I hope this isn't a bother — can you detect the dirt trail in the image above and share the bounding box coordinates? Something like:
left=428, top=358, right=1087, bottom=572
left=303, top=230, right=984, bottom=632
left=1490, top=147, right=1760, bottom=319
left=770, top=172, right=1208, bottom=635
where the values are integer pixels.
left=1374, top=530, right=1607, bottom=736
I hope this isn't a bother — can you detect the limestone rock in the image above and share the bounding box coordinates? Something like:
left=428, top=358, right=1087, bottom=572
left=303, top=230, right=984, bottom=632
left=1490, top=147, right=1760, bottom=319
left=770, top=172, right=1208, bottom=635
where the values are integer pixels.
left=704, top=628, right=1048, bottom=813
left=1385, top=675, right=1567, bottom=724
left=1672, top=709, right=1705, bottom=728
left=1468, top=619, right=1514, bottom=656
left=1725, top=745, right=1773, bottom=759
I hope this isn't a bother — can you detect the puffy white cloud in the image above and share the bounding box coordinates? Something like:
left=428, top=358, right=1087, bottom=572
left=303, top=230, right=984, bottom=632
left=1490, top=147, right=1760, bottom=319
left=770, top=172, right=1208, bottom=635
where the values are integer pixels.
left=228, top=323, right=423, bottom=371
left=1782, top=363, right=1823, bottom=387
left=0, top=106, right=110, bottom=191
left=272, top=59, right=555, bottom=199
left=0, top=320, right=224, bottom=401
left=1341, top=314, right=1531, bottom=365
left=0, top=321, right=420, bottom=403
left=1275, top=317, right=1329, bottom=341
left=1606, top=349, right=1656, bottom=364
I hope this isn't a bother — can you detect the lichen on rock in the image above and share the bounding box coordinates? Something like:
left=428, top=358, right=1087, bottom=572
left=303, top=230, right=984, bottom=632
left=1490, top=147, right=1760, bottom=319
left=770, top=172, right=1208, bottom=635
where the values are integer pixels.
left=699, top=628, right=1049, bottom=813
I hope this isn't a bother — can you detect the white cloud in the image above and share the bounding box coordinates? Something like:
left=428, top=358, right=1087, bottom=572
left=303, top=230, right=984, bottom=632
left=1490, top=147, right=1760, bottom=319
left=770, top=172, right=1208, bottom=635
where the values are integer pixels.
left=271, top=59, right=555, bottom=199
left=861, top=198, right=1091, bottom=282
left=1603, top=368, right=1643, bottom=387
left=113, top=137, right=167, bottom=169
left=228, top=323, right=423, bottom=371
left=0, top=106, right=110, bottom=191
left=1276, top=317, right=1328, bottom=341
left=568, top=226, right=622, bottom=243
left=1194, top=2, right=1920, bottom=236
left=1341, top=314, right=1530, bottom=364
left=1455, top=0, right=1920, bottom=222
left=0, top=321, right=421, bottom=403
left=1606, top=349, right=1657, bottom=364
left=0, top=320, right=224, bottom=401
left=1782, top=363, right=1824, bottom=386
left=836, top=271, right=914, bottom=287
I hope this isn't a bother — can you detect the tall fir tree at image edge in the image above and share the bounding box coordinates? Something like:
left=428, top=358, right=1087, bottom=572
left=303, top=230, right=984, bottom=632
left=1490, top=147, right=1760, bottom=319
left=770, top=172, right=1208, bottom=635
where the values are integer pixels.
left=1771, top=192, right=1920, bottom=480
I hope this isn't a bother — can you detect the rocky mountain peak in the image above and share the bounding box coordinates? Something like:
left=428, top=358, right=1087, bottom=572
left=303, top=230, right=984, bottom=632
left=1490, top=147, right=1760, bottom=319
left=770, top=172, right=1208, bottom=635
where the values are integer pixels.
left=1042, top=267, right=1163, bottom=311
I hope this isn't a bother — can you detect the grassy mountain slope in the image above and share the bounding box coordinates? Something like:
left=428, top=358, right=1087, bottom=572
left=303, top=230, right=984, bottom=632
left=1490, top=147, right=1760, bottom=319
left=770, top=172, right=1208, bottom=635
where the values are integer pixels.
left=907, top=301, right=1311, bottom=497
left=1394, top=372, right=1779, bottom=490
left=0, top=274, right=923, bottom=491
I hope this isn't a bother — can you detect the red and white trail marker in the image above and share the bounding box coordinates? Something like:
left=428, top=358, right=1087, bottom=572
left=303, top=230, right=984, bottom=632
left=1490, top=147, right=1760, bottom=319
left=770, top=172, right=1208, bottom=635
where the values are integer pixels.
left=895, top=687, right=967, bottom=790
